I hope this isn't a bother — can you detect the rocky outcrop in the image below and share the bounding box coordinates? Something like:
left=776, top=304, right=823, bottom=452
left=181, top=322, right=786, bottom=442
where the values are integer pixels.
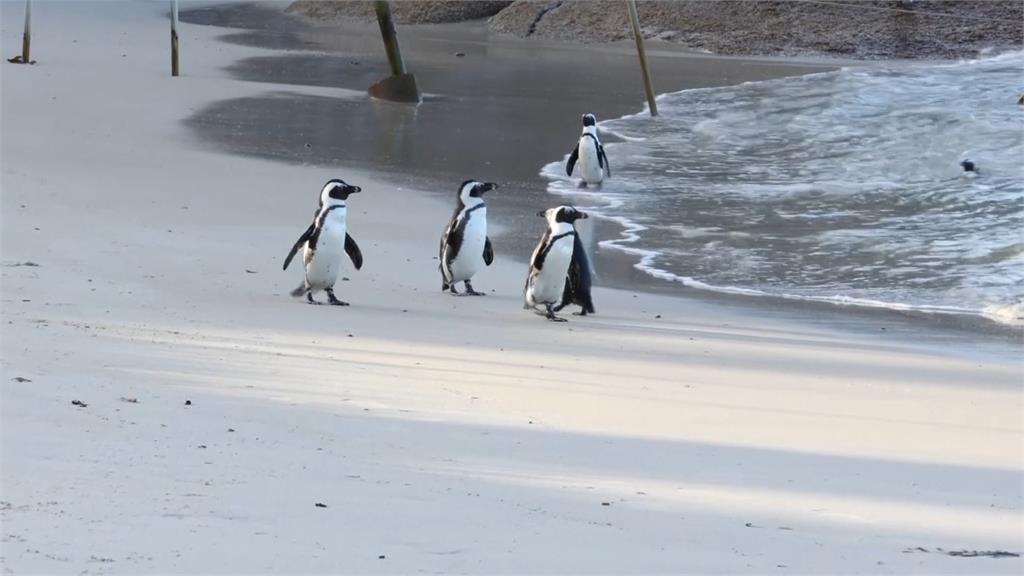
left=289, top=0, right=1023, bottom=60
left=286, top=1, right=513, bottom=24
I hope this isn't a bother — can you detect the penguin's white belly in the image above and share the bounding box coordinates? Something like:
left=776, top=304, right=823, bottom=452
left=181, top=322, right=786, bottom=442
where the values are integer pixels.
left=305, top=225, right=346, bottom=290
left=449, top=211, right=486, bottom=281
left=529, top=237, right=573, bottom=304
left=578, top=138, right=604, bottom=184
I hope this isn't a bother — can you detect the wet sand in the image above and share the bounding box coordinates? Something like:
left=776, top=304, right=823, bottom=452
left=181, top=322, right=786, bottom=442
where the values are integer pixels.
left=181, top=4, right=834, bottom=252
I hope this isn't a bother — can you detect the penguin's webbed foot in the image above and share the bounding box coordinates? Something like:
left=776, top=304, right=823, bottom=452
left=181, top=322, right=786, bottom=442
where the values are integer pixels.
left=447, top=284, right=460, bottom=296
left=545, top=304, right=568, bottom=322
left=326, top=288, right=350, bottom=307
left=306, top=292, right=322, bottom=305
left=463, top=280, right=486, bottom=296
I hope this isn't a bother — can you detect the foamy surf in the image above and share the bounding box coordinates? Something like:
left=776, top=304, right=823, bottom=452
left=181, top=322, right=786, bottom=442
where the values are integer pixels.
left=541, top=52, right=1024, bottom=327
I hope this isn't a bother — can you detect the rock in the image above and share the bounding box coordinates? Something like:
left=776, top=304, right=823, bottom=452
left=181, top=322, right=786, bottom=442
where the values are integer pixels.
left=287, top=1, right=513, bottom=24
left=315, top=502, right=328, bottom=508
left=71, top=400, right=88, bottom=408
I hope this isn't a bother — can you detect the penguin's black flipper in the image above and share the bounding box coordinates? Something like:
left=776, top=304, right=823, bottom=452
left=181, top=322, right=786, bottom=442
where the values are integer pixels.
left=344, top=233, right=363, bottom=270
left=283, top=223, right=315, bottom=270
left=599, top=144, right=611, bottom=177
left=532, top=229, right=553, bottom=270
left=570, top=233, right=595, bottom=314
left=566, top=143, right=580, bottom=176
left=483, top=237, right=494, bottom=266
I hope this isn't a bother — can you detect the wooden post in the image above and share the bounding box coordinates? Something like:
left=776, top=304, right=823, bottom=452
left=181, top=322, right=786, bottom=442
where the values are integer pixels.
left=170, top=0, right=180, bottom=77
left=367, top=0, right=419, bottom=102
left=626, top=0, right=657, bottom=116
left=374, top=1, right=406, bottom=76
left=21, top=0, right=31, bottom=63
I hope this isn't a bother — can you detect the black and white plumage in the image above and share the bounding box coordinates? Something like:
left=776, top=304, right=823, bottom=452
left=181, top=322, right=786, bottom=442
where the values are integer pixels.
left=439, top=180, right=498, bottom=296
left=524, top=206, right=589, bottom=322
left=553, top=233, right=596, bottom=316
left=283, top=179, right=363, bottom=306
left=566, top=113, right=610, bottom=186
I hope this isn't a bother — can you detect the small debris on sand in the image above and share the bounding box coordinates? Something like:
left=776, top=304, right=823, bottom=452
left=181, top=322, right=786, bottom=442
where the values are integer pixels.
left=119, top=397, right=138, bottom=403
left=227, top=428, right=235, bottom=432
left=601, top=502, right=611, bottom=506
left=948, top=550, right=1019, bottom=558
left=184, top=400, right=192, bottom=406
left=378, top=554, right=386, bottom=560
left=11, top=377, right=32, bottom=383
left=245, top=269, right=257, bottom=274
left=71, top=400, right=87, bottom=408
left=315, top=502, right=327, bottom=508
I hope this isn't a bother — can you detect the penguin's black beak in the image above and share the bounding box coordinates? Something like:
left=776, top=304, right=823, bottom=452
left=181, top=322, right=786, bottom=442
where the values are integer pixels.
left=350, top=186, right=362, bottom=194
left=536, top=210, right=547, bottom=217
left=483, top=182, right=499, bottom=193
left=576, top=212, right=589, bottom=220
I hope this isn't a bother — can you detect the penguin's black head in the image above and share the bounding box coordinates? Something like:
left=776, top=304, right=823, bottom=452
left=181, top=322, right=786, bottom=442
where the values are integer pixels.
left=538, top=205, right=588, bottom=223
left=459, top=180, right=499, bottom=201
left=323, top=179, right=361, bottom=201
left=960, top=160, right=977, bottom=173
left=581, top=113, right=597, bottom=127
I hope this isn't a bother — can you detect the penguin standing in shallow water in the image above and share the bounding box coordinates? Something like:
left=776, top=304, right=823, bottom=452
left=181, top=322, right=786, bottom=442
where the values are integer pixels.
left=283, top=179, right=364, bottom=306
left=439, top=180, right=498, bottom=295
left=524, top=206, right=589, bottom=321
left=566, top=113, right=610, bottom=186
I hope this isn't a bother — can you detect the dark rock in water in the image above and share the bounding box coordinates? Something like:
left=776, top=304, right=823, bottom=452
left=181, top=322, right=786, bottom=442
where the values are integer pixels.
left=960, top=159, right=978, bottom=173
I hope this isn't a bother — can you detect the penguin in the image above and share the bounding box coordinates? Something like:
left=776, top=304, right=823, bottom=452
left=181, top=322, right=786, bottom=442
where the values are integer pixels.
left=524, top=206, right=589, bottom=322
left=960, top=159, right=980, bottom=176
left=565, top=113, right=610, bottom=186
left=553, top=232, right=596, bottom=316
left=439, top=180, right=498, bottom=295
left=282, top=179, right=364, bottom=306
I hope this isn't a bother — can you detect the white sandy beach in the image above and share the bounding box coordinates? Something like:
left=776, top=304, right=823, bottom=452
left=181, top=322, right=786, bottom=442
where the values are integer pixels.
left=1, top=2, right=1021, bottom=574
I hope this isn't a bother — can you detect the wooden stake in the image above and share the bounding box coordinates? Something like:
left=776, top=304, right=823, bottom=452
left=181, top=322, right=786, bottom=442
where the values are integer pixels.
left=626, top=0, right=657, bottom=116
left=21, top=0, right=31, bottom=63
left=374, top=1, right=406, bottom=76
left=171, top=0, right=180, bottom=77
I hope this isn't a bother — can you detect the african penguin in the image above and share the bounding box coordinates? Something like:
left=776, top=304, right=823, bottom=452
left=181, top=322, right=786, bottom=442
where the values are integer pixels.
left=566, top=113, right=610, bottom=186
left=282, top=179, right=364, bottom=306
left=553, top=231, right=596, bottom=316
left=439, top=180, right=498, bottom=295
left=524, top=206, right=589, bottom=322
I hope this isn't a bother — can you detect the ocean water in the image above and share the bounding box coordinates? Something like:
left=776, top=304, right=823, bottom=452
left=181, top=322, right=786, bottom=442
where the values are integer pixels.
left=542, top=52, right=1024, bottom=326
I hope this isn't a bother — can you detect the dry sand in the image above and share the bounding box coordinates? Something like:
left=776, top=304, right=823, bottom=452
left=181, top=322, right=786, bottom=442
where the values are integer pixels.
left=1, top=2, right=1021, bottom=573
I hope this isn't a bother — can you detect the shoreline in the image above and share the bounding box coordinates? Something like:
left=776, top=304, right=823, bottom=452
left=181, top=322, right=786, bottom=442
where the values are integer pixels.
left=182, top=3, right=1021, bottom=342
